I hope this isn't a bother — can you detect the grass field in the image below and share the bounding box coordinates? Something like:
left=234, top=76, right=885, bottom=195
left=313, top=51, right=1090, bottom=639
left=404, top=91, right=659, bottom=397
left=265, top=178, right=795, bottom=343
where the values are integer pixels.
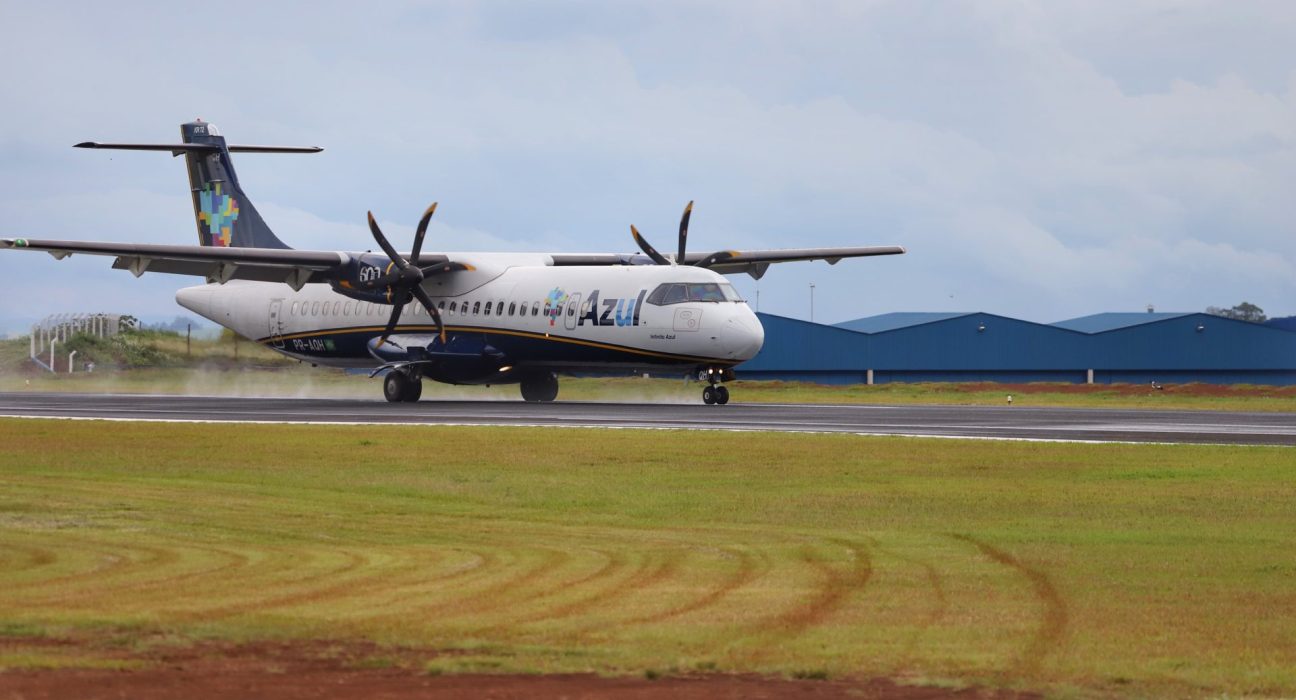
left=5, top=366, right=1296, bottom=412
left=1, top=418, right=1293, bottom=697
left=7, top=333, right=1296, bottom=411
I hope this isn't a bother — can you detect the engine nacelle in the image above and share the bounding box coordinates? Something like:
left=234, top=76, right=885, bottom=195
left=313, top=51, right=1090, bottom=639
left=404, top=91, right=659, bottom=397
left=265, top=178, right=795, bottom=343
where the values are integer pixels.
left=328, top=253, right=402, bottom=305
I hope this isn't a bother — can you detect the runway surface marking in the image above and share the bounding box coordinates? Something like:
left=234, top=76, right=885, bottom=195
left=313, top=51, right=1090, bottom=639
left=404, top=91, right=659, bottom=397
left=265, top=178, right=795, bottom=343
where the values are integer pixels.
left=1, top=393, right=1293, bottom=446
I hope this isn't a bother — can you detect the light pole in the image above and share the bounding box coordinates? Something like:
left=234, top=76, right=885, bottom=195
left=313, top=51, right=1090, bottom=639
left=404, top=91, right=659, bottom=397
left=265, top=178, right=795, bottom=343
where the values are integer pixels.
left=809, top=282, right=816, bottom=323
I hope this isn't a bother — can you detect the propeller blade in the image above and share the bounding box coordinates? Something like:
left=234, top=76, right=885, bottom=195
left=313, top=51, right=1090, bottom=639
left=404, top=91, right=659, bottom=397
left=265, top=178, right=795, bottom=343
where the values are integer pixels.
left=409, top=202, right=437, bottom=263
left=631, top=225, right=670, bottom=265
left=677, top=200, right=693, bottom=265
left=375, top=300, right=405, bottom=349
left=695, top=250, right=738, bottom=269
left=367, top=211, right=408, bottom=269
left=412, top=285, right=446, bottom=344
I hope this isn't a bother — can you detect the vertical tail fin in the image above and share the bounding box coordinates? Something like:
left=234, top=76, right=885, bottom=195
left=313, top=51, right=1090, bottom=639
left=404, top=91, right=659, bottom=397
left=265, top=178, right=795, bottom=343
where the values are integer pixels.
left=179, top=121, right=292, bottom=249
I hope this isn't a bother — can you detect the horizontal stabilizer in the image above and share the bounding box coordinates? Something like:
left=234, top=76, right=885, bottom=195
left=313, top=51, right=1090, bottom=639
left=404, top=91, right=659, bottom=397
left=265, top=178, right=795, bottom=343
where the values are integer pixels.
left=74, top=142, right=322, bottom=155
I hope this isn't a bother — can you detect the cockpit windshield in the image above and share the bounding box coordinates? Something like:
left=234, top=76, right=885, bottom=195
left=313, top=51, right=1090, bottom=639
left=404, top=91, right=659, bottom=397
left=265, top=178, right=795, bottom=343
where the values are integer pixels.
left=646, top=282, right=744, bottom=305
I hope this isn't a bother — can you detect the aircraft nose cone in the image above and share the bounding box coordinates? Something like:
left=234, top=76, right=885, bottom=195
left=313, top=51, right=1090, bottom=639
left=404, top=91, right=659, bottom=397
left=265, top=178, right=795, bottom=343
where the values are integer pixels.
left=724, top=313, right=764, bottom=361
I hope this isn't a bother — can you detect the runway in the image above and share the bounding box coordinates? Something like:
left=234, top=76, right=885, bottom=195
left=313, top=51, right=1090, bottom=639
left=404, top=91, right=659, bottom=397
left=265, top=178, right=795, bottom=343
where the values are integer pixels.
left=1, top=392, right=1293, bottom=445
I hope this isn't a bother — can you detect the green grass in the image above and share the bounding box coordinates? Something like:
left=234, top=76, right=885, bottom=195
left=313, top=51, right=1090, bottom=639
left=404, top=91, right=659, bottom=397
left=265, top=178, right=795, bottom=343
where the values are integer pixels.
left=5, top=366, right=1296, bottom=412
left=0, top=418, right=1293, bottom=698
left=6, top=334, right=1295, bottom=411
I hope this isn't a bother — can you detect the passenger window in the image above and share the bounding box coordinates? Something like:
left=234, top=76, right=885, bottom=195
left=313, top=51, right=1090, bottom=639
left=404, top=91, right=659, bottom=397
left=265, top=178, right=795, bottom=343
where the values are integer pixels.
left=333, top=301, right=342, bottom=315
left=473, top=301, right=481, bottom=315
left=533, top=303, right=540, bottom=316
left=311, top=302, right=321, bottom=316
left=344, top=301, right=353, bottom=315
left=290, top=301, right=299, bottom=315
left=484, top=301, right=492, bottom=316
left=508, top=302, right=516, bottom=316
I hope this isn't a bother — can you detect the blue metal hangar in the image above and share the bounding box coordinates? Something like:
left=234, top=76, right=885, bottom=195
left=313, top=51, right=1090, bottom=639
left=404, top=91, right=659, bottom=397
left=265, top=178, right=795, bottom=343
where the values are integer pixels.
left=740, top=311, right=1296, bottom=385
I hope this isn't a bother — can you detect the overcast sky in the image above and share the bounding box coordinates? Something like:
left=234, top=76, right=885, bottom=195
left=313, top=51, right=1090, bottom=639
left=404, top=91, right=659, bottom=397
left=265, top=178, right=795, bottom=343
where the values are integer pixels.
left=2, top=0, right=1294, bottom=332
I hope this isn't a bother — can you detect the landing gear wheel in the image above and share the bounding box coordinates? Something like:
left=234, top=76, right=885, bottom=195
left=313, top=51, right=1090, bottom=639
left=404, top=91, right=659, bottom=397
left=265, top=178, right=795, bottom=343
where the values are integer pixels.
left=702, top=385, right=717, bottom=405
left=520, top=372, right=559, bottom=402
left=714, top=385, right=729, bottom=405
left=402, top=378, right=423, bottom=402
left=383, top=371, right=421, bottom=403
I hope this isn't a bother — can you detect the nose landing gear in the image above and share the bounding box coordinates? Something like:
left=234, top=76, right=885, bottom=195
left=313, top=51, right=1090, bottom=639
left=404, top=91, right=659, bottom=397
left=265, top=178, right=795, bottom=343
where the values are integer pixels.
left=700, top=366, right=733, bottom=406
left=702, top=384, right=729, bottom=405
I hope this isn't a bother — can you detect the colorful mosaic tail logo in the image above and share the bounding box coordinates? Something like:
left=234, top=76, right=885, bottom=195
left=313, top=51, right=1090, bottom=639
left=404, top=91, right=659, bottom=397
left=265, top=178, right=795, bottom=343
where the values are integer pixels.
left=198, top=183, right=240, bottom=247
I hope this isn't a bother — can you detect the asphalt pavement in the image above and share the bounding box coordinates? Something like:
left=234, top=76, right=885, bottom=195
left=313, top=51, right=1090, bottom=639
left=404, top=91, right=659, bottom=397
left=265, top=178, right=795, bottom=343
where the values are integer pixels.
left=1, top=392, right=1293, bottom=445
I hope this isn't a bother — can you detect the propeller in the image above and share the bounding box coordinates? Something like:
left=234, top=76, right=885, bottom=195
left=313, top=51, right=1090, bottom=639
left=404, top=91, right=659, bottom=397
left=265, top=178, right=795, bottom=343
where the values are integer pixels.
left=364, top=203, right=448, bottom=347
left=630, top=201, right=734, bottom=269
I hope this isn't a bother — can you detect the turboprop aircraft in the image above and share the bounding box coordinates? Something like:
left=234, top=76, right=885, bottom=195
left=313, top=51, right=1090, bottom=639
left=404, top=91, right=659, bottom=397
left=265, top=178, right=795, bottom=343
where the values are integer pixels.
left=1, top=121, right=904, bottom=404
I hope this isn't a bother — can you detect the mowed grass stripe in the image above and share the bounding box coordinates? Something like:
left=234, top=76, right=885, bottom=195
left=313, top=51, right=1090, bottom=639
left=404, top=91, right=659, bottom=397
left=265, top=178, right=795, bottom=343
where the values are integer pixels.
left=1, top=417, right=1294, bottom=697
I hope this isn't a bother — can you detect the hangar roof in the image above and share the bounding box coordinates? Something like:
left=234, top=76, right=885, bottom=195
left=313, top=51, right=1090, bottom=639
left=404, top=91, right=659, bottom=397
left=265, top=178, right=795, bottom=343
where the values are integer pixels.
left=1051, top=312, right=1194, bottom=333
left=834, top=312, right=974, bottom=333
left=1265, top=316, right=1296, bottom=332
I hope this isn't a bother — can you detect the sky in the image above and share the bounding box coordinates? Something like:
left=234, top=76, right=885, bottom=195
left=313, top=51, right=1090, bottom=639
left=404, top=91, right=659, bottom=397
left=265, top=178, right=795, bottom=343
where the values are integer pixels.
left=2, top=0, right=1294, bottom=334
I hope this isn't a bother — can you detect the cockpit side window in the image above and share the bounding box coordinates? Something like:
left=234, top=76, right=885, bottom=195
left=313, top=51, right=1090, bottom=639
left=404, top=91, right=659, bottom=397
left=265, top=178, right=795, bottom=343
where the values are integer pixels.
left=664, top=284, right=689, bottom=304
left=646, top=282, right=744, bottom=305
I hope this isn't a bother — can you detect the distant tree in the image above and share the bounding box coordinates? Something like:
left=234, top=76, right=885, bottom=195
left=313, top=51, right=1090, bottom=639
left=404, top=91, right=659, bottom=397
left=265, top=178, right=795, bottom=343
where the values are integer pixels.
left=119, top=314, right=139, bottom=330
left=1205, top=302, right=1267, bottom=323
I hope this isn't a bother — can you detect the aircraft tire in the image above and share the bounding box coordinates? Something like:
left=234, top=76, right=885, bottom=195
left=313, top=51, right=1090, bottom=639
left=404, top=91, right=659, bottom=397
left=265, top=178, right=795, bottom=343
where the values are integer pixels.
left=384, top=371, right=410, bottom=403
left=402, top=378, right=423, bottom=402
left=715, top=385, right=730, bottom=405
left=702, top=385, right=716, bottom=405
left=520, top=372, right=559, bottom=402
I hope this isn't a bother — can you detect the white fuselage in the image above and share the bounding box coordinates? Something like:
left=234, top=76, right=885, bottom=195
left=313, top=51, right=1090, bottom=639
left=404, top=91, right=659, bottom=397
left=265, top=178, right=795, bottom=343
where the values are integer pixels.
left=177, top=257, right=764, bottom=378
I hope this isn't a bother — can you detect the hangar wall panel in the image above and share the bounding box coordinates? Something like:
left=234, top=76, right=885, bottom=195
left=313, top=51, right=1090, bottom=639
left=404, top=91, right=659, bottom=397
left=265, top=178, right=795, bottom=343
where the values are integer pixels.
left=740, top=312, right=1296, bottom=385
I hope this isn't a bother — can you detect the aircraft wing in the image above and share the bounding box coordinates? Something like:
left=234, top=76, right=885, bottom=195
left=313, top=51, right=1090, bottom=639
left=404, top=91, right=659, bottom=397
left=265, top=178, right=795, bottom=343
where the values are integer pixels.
left=0, top=238, right=356, bottom=289
left=550, top=245, right=906, bottom=279
left=2, top=237, right=903, bottom=286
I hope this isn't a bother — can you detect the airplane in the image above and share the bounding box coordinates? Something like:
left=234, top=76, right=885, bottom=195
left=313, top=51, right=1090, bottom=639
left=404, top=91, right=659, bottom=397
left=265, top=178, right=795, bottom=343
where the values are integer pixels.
left=1, top=120, right=904, bottom=404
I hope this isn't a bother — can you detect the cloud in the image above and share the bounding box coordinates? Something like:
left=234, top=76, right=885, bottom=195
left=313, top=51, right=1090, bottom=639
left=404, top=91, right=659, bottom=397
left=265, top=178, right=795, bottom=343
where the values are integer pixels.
left=1, top=0, right=1294, bottom=328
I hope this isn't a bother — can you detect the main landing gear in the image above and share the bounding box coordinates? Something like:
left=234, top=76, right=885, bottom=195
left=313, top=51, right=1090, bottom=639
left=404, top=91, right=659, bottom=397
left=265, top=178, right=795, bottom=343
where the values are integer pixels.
left=700, top=366, right=732, bottom=406
left=520, top=371, right=559, bottom=403
left=383, top=370, right=423, bottom=403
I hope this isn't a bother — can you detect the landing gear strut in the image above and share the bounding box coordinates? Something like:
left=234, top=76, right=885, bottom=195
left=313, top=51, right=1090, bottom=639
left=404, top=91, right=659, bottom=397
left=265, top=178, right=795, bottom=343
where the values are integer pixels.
left=520, top=371, right=559, bottom=403
left=383, top=370, right=423, bottom=403
left=700, top=367, right=731, bottom=406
